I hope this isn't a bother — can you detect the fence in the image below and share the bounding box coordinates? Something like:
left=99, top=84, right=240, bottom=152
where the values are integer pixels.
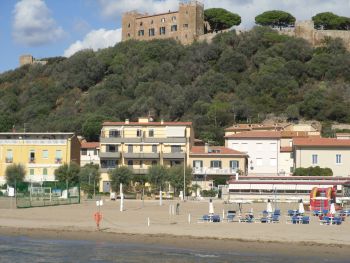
left=14, top=182, right=80, bottom=208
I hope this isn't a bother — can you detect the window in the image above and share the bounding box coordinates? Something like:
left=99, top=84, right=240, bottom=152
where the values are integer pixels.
left=136, top=129, right=142, bottom=137
left=55, top=150, right=62, bottom=163
left=149, top=129, right=154, bottom=137
left=107, top=145, right=117, bottom=152
left=183, top=24, right=188, bottom=29
left=172, top=16, right=176, bottom=21
left=336, top=154, right=342, bottom=164
left=210, top=160, right=222, bottom=168
left=109, top=130, right=121, bottom=138
left=101, top=160, right=117, bottom=168
left=128, top=160, right=133, bottom=166
left=151, top=20, right=153, bottom=24
left=161, top=18, right=165, bottom=22
left=128, top=145, right=133, bottom=153
left=94, top=149, right=98, bottom=156
left=81, top=149, right=87, bottom=156
left=127, top=33, right=130, bottom=37
left=128, top=23, right=130, bottom=28
left=171, top=25, right=177, bottom=32
left=256, top=158, right=263, bottom=166
left=30, top=169, right=34, bottom=176
left=152, top=145, right=157, bottom=153
left=290, top=152, right=294, bottom=159
left=230, top=160, right=239, bottom=169
left=140, top=160, right=143, bottom=167
left=171, top=145, right=181, bottom=153
left=193, top=160, right=203, bottom=168
left=6, top=149, right=13, bottom=163
left=312, top=154, right=318, bottom=165
left=138, top=30, right=144, bottom=36
left=29, top=150, right=35, bottom=163
left=170, top=160, right=181, bottom=166
left=270, top=158, right=277, bottom=166
left=140, top=22, right=143, bottom=26
left=152, top=160, right=157, bottom=166
left=149, top=28, right=155, bottom=36
left=159, top=27, right=166, bottom=35
left=140, top=145, right=143, bottom=152
left=43, top=168, right=48, bottom=176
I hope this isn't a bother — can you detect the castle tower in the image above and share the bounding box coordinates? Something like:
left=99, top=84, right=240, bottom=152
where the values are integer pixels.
left=294, top=20, right=315, bottom=46
left=19, top=54, right=34, bottom=67
left=178, top=1, right=204, bottom=44
left=122, top=11, right=142, bottom=41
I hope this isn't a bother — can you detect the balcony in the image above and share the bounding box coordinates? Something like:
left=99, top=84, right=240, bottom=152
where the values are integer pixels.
left=99, top=167, right=114, bottom=173
left=143, top=137, right=186, bottom=143
left=5, top=158, right=13, bottom=163
left=131, top=168, right=149, bottom=174
left=192, top=167, right=237, bottom=175
left=100, top=137, right=142, bottom=144
left=29, top=158, right=36, bottom=164
left=163, top=152, right=186, bottom=159
left=100, top=152, right=121, bottom=159
left=55, top=158, right=62, bottom=164
left=124, top=152, right=160, bottom=159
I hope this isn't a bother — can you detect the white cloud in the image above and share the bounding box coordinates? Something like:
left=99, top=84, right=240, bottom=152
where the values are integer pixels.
left=98, top=0, right=350, bottom=29
left=12, top=0, right=65, bottom=46
left=64, top=28, right=122, bottom=57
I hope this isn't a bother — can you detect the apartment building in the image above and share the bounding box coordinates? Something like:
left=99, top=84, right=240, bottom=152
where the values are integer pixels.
left=294, top=137, right=350, bottom=177
left=190, top=145, right=247, bottom=190
left=99, top=118, right=193, bottom=192
left=0, top=133, right=80, bottom=184
left=80, top=142, right=100, bottom=167
left=225, top=131, right=281, bottom=176
left=122, top=1, right=204, bottom=45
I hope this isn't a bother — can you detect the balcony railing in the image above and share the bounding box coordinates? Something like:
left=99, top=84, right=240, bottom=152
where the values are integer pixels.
left=124, top=152, right=160, bottom=159
left=5, top=158, right=13, bottom=163
left=192, top=167, right=238, bottom=175
left=100, top=152, right=121, bottom=159
left=100, top=137, right=186, bottom=144
left=55, top=158, right=62, bottom=164
left=163, top=152, right=186, bottom=159
left=29, top=158, right=35, bottom=163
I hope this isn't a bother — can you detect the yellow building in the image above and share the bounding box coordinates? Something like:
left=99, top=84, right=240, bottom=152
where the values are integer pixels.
left=190, top=145, right=248, bottom=190
left=99, top=118, right=193, bottom=192
left=0, top=133, right=80, bottom=184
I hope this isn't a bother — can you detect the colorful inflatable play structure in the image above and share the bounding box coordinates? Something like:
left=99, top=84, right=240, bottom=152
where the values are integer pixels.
left=310, top=186, right=336, bottom=211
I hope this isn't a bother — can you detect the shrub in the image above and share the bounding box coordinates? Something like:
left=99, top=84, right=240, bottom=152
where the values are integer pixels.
left=293, top=166, right=333, bottom=176
left=201, top=189, right=218, bottom=197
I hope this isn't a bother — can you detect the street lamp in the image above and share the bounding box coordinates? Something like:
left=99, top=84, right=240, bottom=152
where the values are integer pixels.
left=183, top=151, right=186, bottom=201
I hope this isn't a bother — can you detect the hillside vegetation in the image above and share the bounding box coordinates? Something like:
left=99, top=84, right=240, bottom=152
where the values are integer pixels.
left=1, top=27, right=350, bottom=143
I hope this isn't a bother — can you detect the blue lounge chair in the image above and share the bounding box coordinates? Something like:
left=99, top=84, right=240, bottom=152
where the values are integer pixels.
left=288, top=210, right=294, bottom=216
left=302, top=216, right=310, bottom=224
left=322, top=209, right=329, bottom=215
left=321, top=216, right=330, bottom=225
left=333, top=217, right=342, bottom=225
left=292, top=215, right=299, bottom=224
left=274, top=209, right=281, bottom=216
left=226, top=211, right=236, bottom=222
left=272, top=215, right=280, bottom=223
left=212, top=214, right=220, bottom=222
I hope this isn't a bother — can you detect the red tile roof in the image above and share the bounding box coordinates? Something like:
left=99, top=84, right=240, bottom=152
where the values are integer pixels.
left=280, top=131, right=309, bottom=138
left=280, top=146, right=293, bottom=152
left=81, top=142, right=100, bottom=149
left=293, top=138, right=350, bottom=147
left=225, top=131, right=281, bottom=139
left=190, top=146, right=247, bottom=156
left=103, top=121, right=192, bottom=126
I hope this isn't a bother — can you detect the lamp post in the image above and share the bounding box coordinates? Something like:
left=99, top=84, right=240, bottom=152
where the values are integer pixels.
left=183, top=150, right=187, bottom=201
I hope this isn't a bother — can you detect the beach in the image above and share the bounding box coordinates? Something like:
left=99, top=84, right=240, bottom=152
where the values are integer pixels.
left=0, top=198, right=349, bottom=260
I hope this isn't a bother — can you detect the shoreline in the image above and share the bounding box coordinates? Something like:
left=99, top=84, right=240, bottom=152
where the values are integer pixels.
left=0, top=226, right=349, bottom=259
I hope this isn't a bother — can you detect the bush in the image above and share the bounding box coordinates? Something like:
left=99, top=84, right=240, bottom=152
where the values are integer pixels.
left=293, top=166, right=333, bottom=176
left=201, top=189, right=218, bottom=197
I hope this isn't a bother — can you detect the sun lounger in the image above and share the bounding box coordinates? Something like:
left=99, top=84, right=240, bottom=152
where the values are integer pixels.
left=271, top=215, right=280, bottom=223
left=302, top=216, right=310, bottom=224
left=226, top=211, right=236, bottom=222
left=240, top=214, right=255, bottom=223
left=274, top=209, right=281, bottom=216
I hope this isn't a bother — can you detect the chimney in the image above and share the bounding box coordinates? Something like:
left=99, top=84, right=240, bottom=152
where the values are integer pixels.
left=161, top=119, right=164, bottom=125
left=125, top=119, right=129, bottom=124
left=204, top=143, right=209, bottom=153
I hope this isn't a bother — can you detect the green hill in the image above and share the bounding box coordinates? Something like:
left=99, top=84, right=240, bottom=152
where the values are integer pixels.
left=1, top=27, right=350, bottom=143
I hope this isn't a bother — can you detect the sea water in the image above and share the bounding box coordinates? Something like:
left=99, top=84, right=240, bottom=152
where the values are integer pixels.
left=0, top=235, right=346, bottom=263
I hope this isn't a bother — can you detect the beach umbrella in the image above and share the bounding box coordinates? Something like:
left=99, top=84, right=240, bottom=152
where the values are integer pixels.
left=209, top=199, right=214, bottom=214
left=330, top=202, right=336, bottom=215
left=266, top=199, right=273, bottom=213
left=298, top=199, right=305, bottom=215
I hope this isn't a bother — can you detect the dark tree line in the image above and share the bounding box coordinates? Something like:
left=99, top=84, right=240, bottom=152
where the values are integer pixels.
left=1, top=26, right=350, bottom=144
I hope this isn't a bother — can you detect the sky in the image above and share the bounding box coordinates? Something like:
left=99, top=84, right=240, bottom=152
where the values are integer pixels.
left=0, top=0, right=350, bottom=73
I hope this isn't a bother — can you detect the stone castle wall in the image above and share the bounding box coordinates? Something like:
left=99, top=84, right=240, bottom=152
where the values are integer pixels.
left=279, top=20, right=350, bottom=50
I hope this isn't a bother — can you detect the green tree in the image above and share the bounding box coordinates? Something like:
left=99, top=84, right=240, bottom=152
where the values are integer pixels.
left=168, top=165, right=193, bottom=195
left=0, top=115, right=13, bottom=132
left=54, top=163, right=80, bottom=184
left=81, top=115, right=105, bottom=141
left=312, top=12, right=350, bottom=30
left=255, top=10, right=296, bottom=29
left=108, top=166, right=132, bottom=193
left=204, top=8, right=241, bottom=32
left=147, top=165, right=168, bottom=193
left=78, top=163, right=100, bottom=197
left=5, top=164, right=26, bottom=187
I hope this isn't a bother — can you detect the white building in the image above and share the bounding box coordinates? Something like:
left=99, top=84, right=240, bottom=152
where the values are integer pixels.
left=80, top=142, right=100, bottom=167
left=225, top=131, right=281, bottom=176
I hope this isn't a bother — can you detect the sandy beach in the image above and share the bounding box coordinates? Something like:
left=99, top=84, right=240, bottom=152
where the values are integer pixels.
left=0, top=198, right=349, bottom=259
